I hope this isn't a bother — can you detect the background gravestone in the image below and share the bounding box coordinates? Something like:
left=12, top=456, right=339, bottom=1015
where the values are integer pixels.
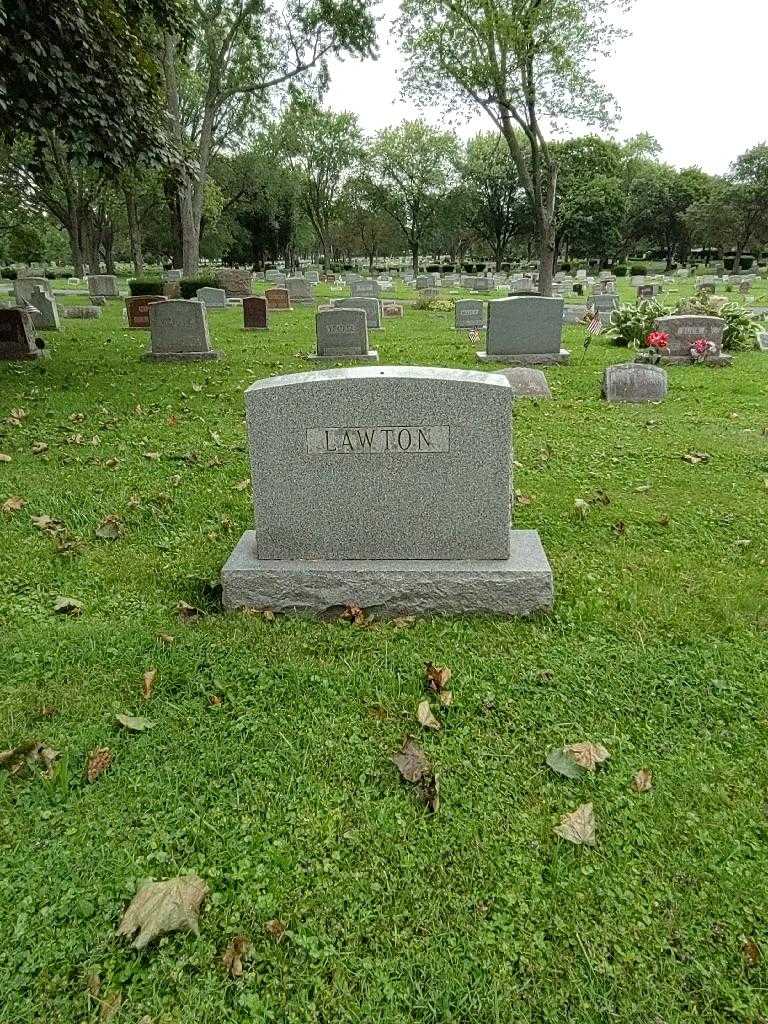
left=125, top=295, right=166, bottom=329
left=145, top=299, right=219, bottom=361
left=221, top=366, right=553, bottom=616
left=331, top=296, right=382, bottom=329
left=382, top=302, right=403, bottom=318
left=196, top=287, right=228, bottom=308
left=654, top=314, right=730, bottom=365
left=88, top=275, right=120, bottom=298
left=286, top=278, right=315, bottom=306
left=479, top=296, right=568, bottom=364
left=29, top=286, right=60, bottom=330
left=455, top=299, right=485, bottom=330
left=14, top=277, right=52, bottom=305
left=351, top=279, right=380, bottom=298
left=216, top=268, right=252, bottom=297
left=311, top=308, right=378, bottom=362
left=243, top=296, right=268, bottom=331
left=61, top=306, right=101, bottom=320
left=265, top=287, right=291, bottom=311
left=603, top=363, right=668, bottom=403
left=498, top=367, right=552, bottom=398
left=0, top=309, right=44, bottom=360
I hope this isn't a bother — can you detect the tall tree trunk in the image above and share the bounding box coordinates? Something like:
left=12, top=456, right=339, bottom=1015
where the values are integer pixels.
left=411, top=243, right=419, bottom=273
left=163, top=34, right=201, bottom=275
left=124, top=185, right=145, bottom=275
left=67, top=226, right=84, bottom=277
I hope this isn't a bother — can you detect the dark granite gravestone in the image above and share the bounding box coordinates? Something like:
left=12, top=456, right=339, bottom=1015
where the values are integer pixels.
left=243, top=296, right=268, bottom=331
left=0, top=309, right=44, bottom=360
left=125, top=295, right=167, bottom=329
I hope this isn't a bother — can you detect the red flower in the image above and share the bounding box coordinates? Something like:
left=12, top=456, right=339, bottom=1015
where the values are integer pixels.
left=645, top=330, right=669, bottom=349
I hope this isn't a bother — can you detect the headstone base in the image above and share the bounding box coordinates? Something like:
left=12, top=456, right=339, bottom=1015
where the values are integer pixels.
left=477, top=348, right=570, bottom=366
left=222, top=529, right=553, bottom=618
left=143, top=350, right=220, bottom=362
left=307, top=350, right=379, bottom=362
left=658, top=354, right=732, bottom=367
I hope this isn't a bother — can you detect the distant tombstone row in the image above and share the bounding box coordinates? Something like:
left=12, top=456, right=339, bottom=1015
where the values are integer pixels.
left=88, top=275, right=120, bottom=298
left=331, top=296, right=382, bottom=330
left=216, top=268, right=253, bottom=298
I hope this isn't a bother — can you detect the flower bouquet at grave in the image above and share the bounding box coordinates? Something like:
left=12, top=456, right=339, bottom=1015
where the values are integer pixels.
left=675, top=294, right=759, bottom=351
left=635, top=330, right=669, bottom=364
left=689, top=338, right=717, bottom=363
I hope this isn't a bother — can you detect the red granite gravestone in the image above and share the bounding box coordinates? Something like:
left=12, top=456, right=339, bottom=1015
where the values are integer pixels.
left=0, top=308, right=44, bottom=360
left=265, top=287, right=291, bottom=311
left=243, top=296, right=268, bottom=330
left=125, top=295, right=167, bottom=329
left=382, top=303, right=404, bottom=318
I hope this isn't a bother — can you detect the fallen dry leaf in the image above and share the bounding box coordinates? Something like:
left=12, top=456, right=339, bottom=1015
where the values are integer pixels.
left=117, top=874, right=209, bottom=950
left=743, top=937, right=761, bottom=967
left=1, top=495, right=25, bottom=513
left=158, top=633, right=175, bottom=644
left=177, top=601, right=203, bottom=621
left=564, top=742, right=610, bottom=771
left=0, top=740, right=60, bottom=777
left=438, top=690, right=453, bottom=708
left=264, top=919, right=286, bottom=942
left=340, top=603, right=367, bottom=625
left=0, top=453, right=11, bottom=463
left=100, top=991, right=122, bottom=1022
left=392, top=738, right=430, bottom=783
left=391, top=615, right=415, bottom=629
left=546, top=747, right=586, bottom=780
left=631, top=768, right=653, bottom=793
left=95, top=515, right=123, bottom=541
left=392, top=738, right=439, bottom=813
left=554, top=803, right=596, bottom=846
left=142, top=668, right=157, bottom=700
left=417, top=700, right=441, bottom=731
left=38, top=705, right=58, bottom=718
left=222, top=934, right=250, bottom=977
left=425, top=662, right=452, bottom=692
left=573, top=498, right=590, bottom=519
left=233, top=479, right=250, bottom=491
left=32, top=514, right=63, bottom=534
left=209, top=694, right=223, bottom=707
left=682, top=451, right=711, bottom=465
left=143, top=451, right=161, bottom=461
left=86, top=747, right=113, bottom=783
left=116, top=713, right=154, bottom=733
left=31, top=441, right=48, bottom=455
left=6, top=407, right=27, bottom=426
left=53, top=596, right=83, bottom=616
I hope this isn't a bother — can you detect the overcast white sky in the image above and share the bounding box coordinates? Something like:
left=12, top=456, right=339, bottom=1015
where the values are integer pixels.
left=325, top=0, right=767, bottom=174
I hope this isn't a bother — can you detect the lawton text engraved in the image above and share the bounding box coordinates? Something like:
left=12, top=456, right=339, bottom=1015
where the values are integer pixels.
left=307, top=425, right=450, bottom=455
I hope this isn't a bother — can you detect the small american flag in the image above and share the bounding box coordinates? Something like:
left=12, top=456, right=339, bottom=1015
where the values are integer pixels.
left=586, top=312, right=603, bottom=336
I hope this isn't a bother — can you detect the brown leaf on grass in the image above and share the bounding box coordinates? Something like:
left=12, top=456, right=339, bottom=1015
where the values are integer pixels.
left=95, top=515, right=123, bottom=540
left=116, top=713, right=154, bottom=733
left=682, top=451, right=711, bottom=465
left=743, top=937, right=761, bottom=967
left=424, top=662, right=452, bottom=692
left=157, top=633, right=174, bottom=645
left=53, top=596, right=83, bottom=616
left=573, top=498, right=590, bottom=519
left=611, top=520, right=626, bottom=537
left=31, top=441, right=48, bottom=455
left=631, top=768, right=653, bottom=793
left=0, top=453, right=11, bottom=463
left=417, top=700, right=441, bottom=731
left=0, top=740, right=60, bottom=777
left=209, top=694, right=222, bottom=707
left=233, top=479, right=250, bottom=491
left=86, top=747, right=113, bottom=783
left=142, top=669, right=157, bottom=700
left=38, top=705, right=58, bottom=718
left=6, top=407, right=27, bottom=426
left=2, top=495, right=25, bottom=513
left=438, top=690, right=453, bottom=708
left=222, top=934, right=250, bottom=978
left=143, top=451, right=160, bottom=461
left=85, top=972, right=101, bottom=998
left=100, top=991, right=122, bottom=1022
left=391, top=615, right=415, bottom=629
left=264, top=919, right=287, bottom=943
left=69, top=412, right=85, bottom=423
left=554, top=803, right=596, bottom=846
left=32, top=514, right=64, bottom=534
left=657, top=514, right=671, bottom=527
left=564, top=742, right=610, bottom=771
left=117, top=874, right=209, bottom=950
left=339, top=603, right=368, bottom=625
left=392, top=738, right=430, bottom=783
left=392, top=738, right=439, bottom=813
left=177, top=601, right=203, bottom=621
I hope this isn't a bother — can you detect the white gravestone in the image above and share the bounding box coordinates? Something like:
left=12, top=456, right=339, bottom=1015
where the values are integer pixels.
left=222, top=366, right=553, bottom=616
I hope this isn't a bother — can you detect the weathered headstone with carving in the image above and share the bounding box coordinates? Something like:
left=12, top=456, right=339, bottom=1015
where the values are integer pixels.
left=311, top=307, right=378, bottom=362
left=0, top=308, right=45, bottom=360
left=125, top=295, right=166, bottom=329
left=88, top=275, right=120, bottom=298
left=654, top=314, right=730, bottom=365
left=478, top=296, right=568, bottom=365
left=603, top=363, right=668, bottom=403
left=29, top=286, right=60, bottom=330
left=145, top=299, right=219, bottom=361
left=265, top=287, right=291, bottom=311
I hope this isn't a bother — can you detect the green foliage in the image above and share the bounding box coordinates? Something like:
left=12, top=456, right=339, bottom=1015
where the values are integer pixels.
left=179, top=276, right=218, bottom=299
left=675, top=294, right=758, bottom=351
left=1, top=267, right=18, bottom=280
left=128, top=279, right=165, bottom=296
left=630, top=265, right=648, bottom=276
left=609, top=300, right=667, bottom=348
left=0, top=0, right=189, bottom=169
left=614, top=265, right=628, bottom=277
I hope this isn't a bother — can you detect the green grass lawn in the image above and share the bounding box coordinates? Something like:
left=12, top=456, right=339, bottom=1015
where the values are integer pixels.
left=1, top=290, right=768, bottom=1023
